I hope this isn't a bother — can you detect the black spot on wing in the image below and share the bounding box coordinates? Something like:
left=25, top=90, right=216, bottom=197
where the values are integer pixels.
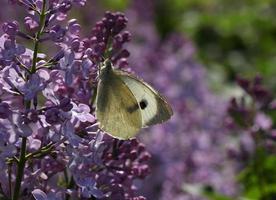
left=127, top=99, right=148, bottom=113
left=139, top=99, right=148, bottom=110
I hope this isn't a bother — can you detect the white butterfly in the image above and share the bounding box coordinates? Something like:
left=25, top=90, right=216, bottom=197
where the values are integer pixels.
left=95, top=61, right=173, bottom=139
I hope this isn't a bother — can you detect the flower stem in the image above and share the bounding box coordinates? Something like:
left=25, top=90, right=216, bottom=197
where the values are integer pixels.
left=31, top=0, right=47, bottom=74
left=65, top=176, right=75, bottom=200
left=8, top=163, right=12, bottom=198
left=12, top=137, right=27, bottom=200
left=12, top=1, right=47, bottom=199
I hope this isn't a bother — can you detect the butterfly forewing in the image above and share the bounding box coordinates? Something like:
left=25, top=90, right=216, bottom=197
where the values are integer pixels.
left=115, top=70, right=173, bottom=127
left=96, top=67, right=142, bottom=139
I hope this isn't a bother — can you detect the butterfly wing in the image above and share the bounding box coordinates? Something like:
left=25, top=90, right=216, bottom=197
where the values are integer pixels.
left=96, top=67, right=142, bottom=139
left=115, top=70, right=173, bottom=127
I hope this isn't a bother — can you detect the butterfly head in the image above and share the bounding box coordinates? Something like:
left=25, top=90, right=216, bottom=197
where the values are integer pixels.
left=99, top=60, right=113, bottom=79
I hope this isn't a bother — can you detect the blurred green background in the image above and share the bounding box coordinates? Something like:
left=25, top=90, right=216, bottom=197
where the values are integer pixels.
left=95, top=0, right=276, bottom=93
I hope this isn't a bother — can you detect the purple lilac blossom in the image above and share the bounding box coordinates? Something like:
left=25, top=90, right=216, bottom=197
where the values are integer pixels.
left=0, top=1, right=150, bottom=199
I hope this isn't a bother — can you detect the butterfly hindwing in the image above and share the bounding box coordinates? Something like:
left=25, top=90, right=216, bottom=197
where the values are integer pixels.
left=96, top=67, right=142, bottom=139
left=115, top=70, right=173, bottom=127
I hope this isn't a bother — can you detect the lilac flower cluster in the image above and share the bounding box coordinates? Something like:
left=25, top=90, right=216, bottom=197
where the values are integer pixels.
left=0, top=1, right=150, bottom=200
left=226, top=76, right=276, bottom=199
left=88, top=11, right=131, bottom=66
left=228, top=75, right=276, bottom=143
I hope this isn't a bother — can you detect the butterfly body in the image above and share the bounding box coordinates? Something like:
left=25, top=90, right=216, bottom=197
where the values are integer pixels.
left=96, top=61, right=173, bottom=139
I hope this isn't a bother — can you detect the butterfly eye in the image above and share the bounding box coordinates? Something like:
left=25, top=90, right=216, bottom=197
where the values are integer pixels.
left=139, top=99, right=148, bottom=110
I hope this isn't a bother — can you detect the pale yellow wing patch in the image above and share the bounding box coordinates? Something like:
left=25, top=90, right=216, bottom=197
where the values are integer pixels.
left=115, top=70, right=173, bottom=127
left=96, top=68, right=142, bottom=139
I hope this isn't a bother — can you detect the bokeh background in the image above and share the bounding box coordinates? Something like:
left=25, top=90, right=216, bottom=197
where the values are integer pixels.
left=2, top=0, right=276, bottom=200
